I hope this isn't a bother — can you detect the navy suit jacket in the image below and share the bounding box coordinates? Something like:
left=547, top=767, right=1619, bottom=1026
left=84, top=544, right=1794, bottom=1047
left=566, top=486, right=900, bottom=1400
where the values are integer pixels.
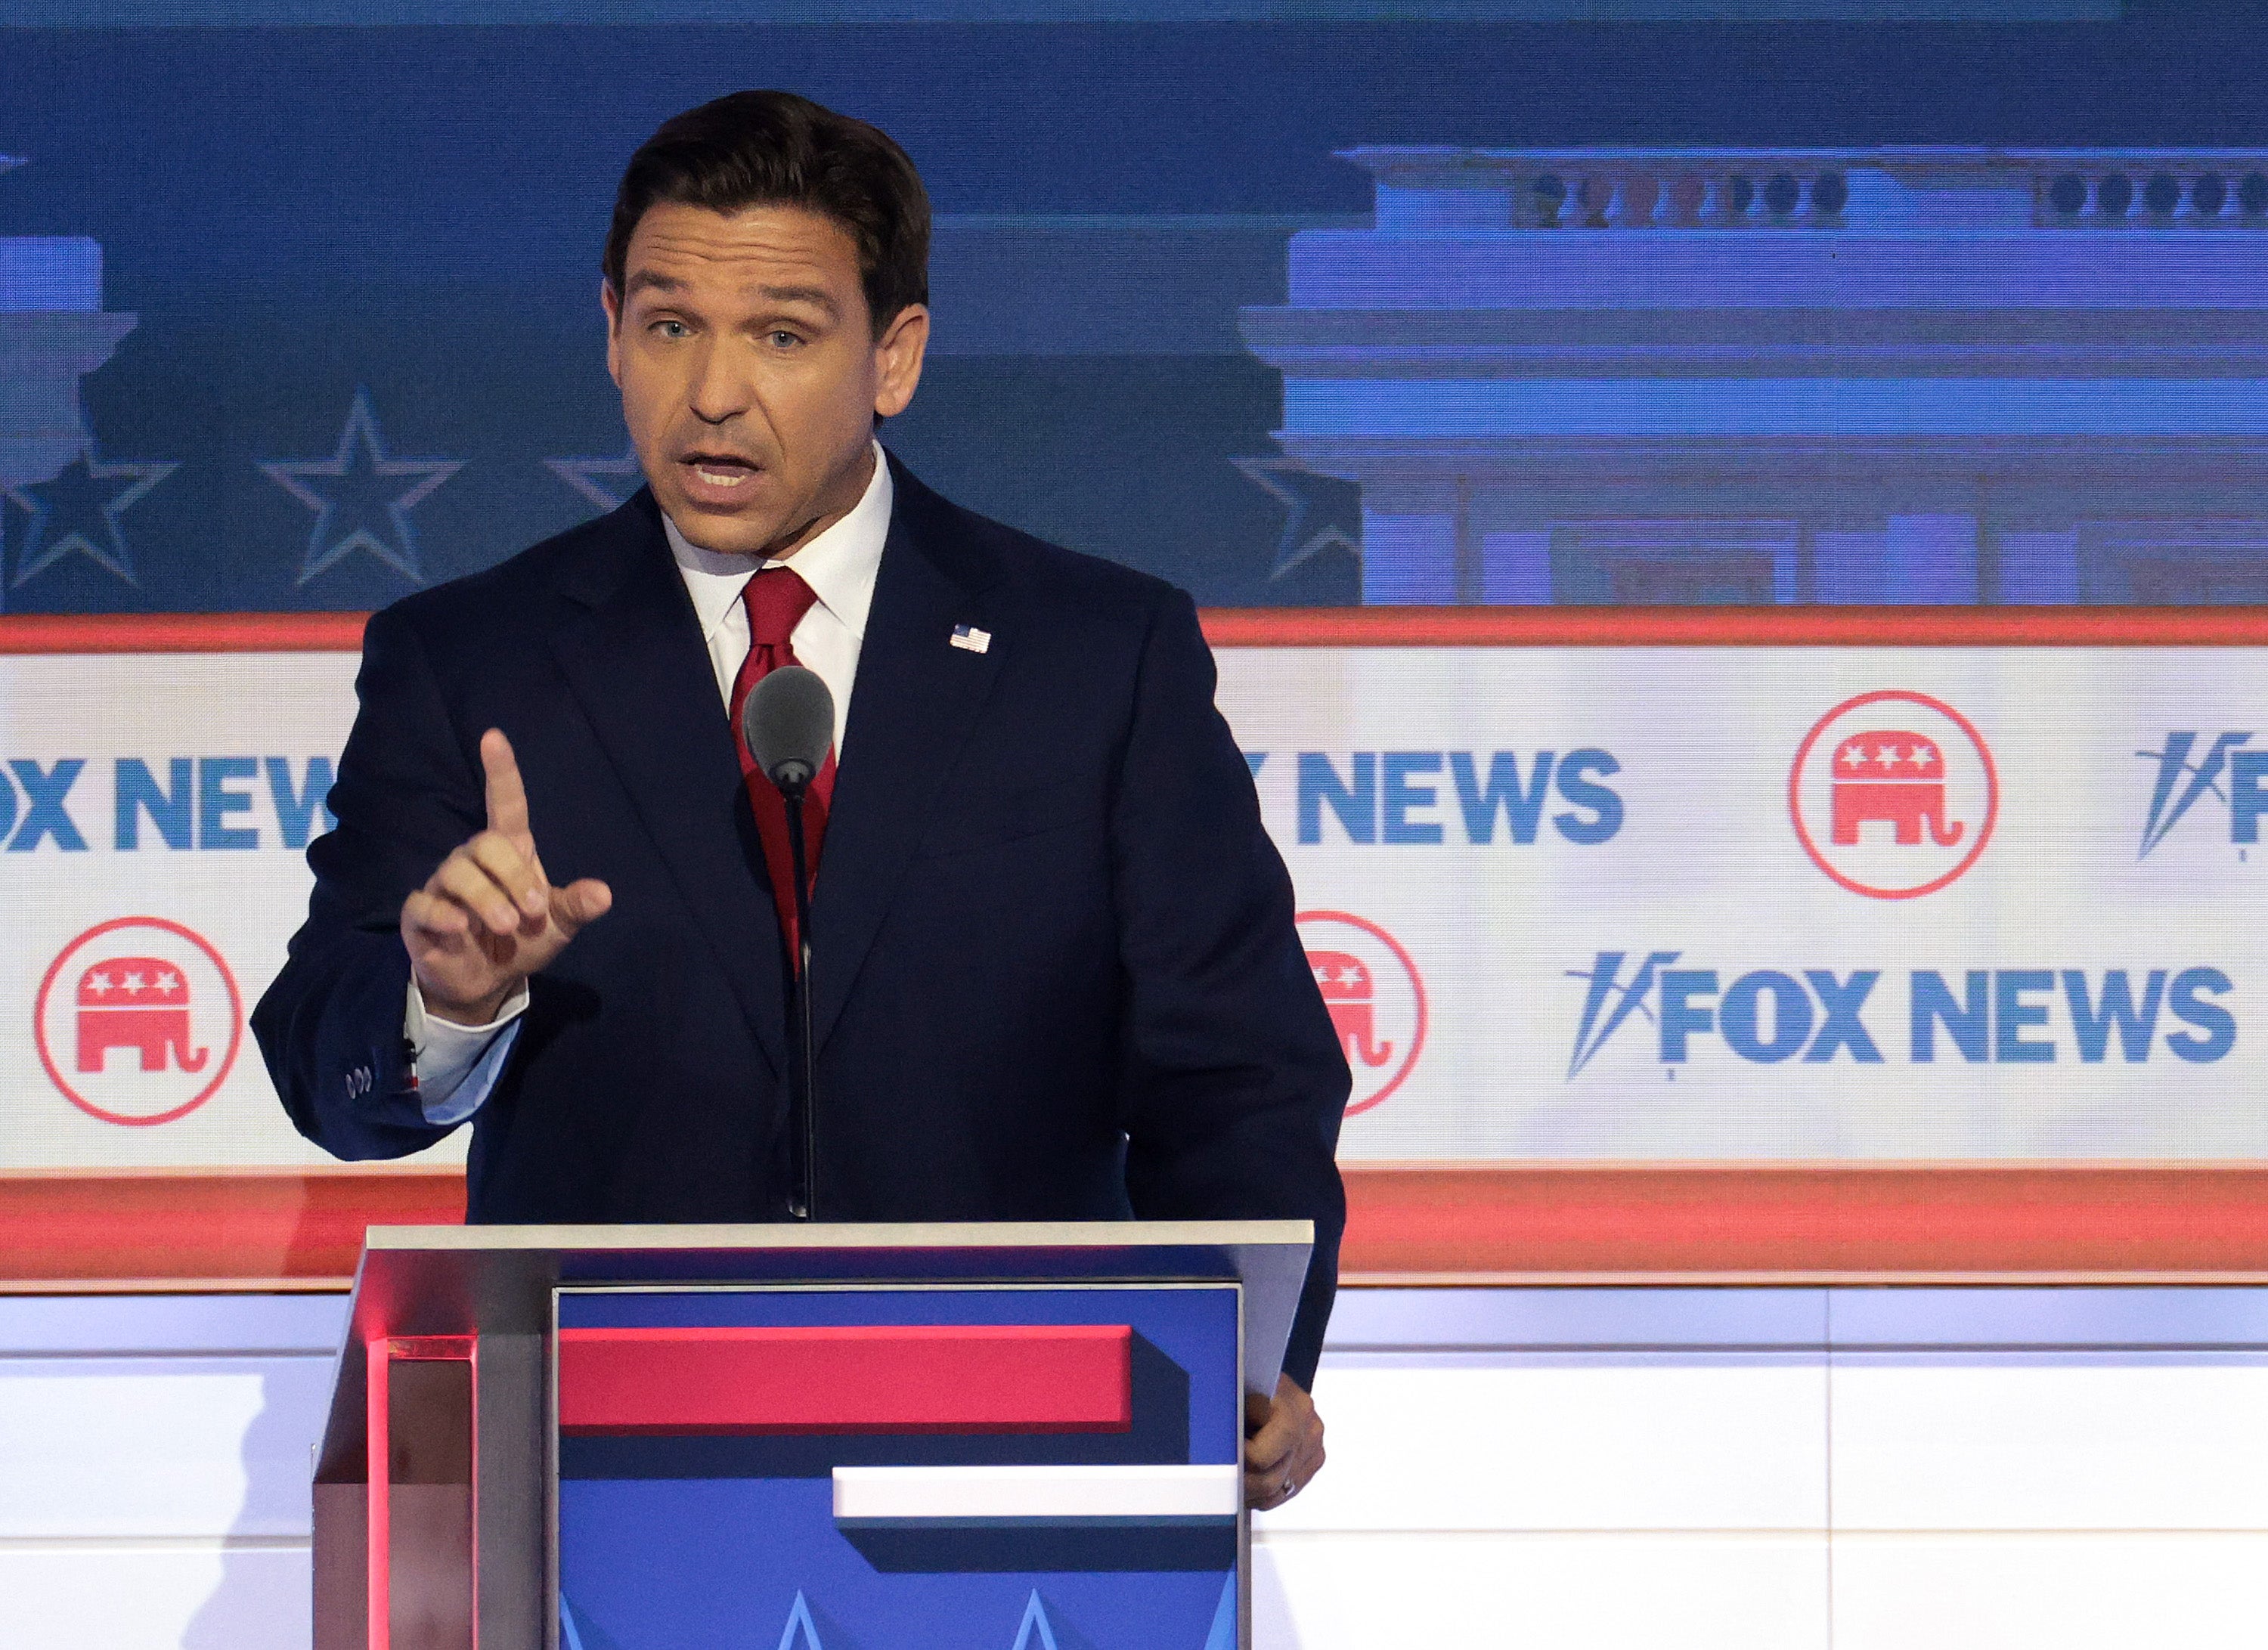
left=253, top=454, right=1349, bottom=1383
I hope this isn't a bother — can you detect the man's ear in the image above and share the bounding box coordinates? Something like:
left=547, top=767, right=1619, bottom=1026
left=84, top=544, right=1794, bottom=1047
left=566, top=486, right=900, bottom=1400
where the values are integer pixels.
left=600, top=279, right=624, bottom=389
left=872, top=304, right=929, bottom=420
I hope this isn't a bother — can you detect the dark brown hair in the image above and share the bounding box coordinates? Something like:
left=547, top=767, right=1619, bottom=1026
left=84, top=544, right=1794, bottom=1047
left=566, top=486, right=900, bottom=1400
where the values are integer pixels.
left=604, top=90, right=930, bottom=337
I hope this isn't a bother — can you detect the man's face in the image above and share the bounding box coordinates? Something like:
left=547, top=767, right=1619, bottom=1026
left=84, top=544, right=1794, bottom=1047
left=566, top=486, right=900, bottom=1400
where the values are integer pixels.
left=603, top=201, right=928, bottom=557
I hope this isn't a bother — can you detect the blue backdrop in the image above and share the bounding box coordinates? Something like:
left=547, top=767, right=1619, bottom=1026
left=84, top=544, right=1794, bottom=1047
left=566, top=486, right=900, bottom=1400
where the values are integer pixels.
left=4, top=2, right=2265, bottom=613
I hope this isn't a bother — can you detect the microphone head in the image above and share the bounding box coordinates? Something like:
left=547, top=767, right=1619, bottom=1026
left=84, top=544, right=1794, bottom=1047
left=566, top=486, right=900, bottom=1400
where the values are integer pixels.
left=741, top=665, right=835, bottom=794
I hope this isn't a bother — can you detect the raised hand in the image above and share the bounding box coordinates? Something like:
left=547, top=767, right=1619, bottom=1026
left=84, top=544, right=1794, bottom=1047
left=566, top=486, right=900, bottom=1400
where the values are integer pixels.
left=401, top=729, right=613, bottom=1024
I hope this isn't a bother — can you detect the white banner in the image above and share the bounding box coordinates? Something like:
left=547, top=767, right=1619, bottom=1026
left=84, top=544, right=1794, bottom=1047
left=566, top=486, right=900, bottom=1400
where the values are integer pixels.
left=3, top=640, right=2261, bottom=1166
left=0, top=649, right=420, bottom=1167
left=1217, top=645, right=2266, bottom=1162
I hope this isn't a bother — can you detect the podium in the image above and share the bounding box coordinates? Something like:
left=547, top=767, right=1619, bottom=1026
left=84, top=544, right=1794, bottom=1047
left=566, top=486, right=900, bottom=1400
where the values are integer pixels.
left=314, top=1221, right=1313, bottom=1650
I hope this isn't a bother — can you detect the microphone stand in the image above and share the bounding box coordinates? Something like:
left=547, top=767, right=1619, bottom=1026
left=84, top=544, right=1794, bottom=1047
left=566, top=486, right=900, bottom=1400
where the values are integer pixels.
left=780, top=769, right=818, bottom=1221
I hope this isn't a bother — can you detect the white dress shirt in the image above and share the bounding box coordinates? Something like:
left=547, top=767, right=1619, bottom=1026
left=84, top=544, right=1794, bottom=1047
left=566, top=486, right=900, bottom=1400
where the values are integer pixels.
left=406, top=443, right=894, bottom=1124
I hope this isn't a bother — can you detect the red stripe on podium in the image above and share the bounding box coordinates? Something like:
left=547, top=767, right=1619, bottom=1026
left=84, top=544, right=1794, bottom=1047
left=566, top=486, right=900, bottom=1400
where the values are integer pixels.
left=556, top=1324, right=1135, bottom=1436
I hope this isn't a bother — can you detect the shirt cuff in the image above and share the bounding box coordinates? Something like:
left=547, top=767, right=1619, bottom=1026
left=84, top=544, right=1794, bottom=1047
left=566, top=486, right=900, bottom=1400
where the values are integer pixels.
left=404, top=977, right=529, bottom=1125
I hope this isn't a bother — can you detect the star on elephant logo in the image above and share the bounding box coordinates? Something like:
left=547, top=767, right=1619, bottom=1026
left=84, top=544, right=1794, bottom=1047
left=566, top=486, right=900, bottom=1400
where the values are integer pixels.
left=35, top=917, right=243, bottom=1125
left=1789, top=691, right=1997, bottom=900
left=1296, top=911, right=1426, bottom=1116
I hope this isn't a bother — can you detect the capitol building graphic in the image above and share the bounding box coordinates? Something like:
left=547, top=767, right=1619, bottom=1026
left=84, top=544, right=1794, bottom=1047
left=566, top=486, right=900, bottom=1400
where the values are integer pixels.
left=0, top=153, right=147, bottom=602
left=1243, top=147, right=2268, bottom=605
left=0, top=154, right=135, bottom=488
left=9, top=144, right=2268, bottom=609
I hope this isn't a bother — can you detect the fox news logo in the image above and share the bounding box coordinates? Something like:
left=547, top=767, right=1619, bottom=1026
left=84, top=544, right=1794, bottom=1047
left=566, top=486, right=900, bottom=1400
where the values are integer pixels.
left=2137, top=732, right=2268, bottom=858
left=1247, top=749, right=1623, bottom=847
left=0, top=757, right=334, bottom=853
left=1566, top=950, right=2235, bottom=1078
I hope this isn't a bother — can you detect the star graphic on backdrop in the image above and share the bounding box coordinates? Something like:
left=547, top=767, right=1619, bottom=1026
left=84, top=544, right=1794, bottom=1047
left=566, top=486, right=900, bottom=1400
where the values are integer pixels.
left=544, top=447, right=643, bottom=514
left=4, top=443, right=176, bottom=590
left=259, top=389, right=462, bottom=586
left=1232, top=454, right=1361, bottom=580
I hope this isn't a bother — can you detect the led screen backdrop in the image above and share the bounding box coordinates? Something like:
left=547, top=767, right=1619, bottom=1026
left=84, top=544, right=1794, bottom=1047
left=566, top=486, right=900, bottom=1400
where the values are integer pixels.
left=0, top=643, right=361, bottom=1167
left=6, top=4, right=2268, bottom=1185
left=6, top=3, right=2268, bottom=616
left=5, top=622, right=2264, bottom=1172
left=1227, top=636, right=2262, bottom=1161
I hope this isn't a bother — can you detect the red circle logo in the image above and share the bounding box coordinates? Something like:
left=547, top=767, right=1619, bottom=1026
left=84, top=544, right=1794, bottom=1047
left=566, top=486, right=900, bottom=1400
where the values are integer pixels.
left=1788, top=690, right=1998, bottom=900
left=34, top=917, right=244, bottom=1126
left=1297, top=910, right=1426, bottom=1117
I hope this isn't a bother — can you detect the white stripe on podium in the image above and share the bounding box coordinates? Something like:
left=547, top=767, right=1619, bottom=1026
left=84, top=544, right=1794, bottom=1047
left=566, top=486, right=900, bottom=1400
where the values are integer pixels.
left=832, top=1464, right=1239, bottom=1523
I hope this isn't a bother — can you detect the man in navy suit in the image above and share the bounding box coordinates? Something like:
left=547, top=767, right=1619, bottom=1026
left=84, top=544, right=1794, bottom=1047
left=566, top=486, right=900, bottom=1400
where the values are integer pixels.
left=253, top=90, right=1346, bottom=1507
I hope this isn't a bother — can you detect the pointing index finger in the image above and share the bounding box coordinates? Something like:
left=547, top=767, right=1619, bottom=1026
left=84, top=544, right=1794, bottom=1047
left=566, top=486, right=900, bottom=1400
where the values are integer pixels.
left=480, top=729, right=531, bottom=841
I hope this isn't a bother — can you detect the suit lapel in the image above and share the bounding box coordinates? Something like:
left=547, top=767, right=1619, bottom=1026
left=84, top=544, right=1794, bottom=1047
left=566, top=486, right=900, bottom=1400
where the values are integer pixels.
left=810, top=459, right=1006, bottom=1050
left=547, top=491, right=787, bottom=1077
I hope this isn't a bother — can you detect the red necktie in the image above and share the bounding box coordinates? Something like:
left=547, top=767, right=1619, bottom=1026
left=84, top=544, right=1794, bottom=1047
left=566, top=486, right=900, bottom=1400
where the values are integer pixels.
left=729, top=566, right=837, bottom=952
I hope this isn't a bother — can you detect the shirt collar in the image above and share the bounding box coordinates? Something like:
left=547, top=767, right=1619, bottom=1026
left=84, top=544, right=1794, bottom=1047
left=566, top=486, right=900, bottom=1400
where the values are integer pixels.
left=662, top=440, right=893, bottom=645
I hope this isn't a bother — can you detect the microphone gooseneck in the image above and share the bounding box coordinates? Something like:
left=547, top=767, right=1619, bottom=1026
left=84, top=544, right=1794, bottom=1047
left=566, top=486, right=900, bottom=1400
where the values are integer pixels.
left=739, top=665, right=835, bottom=1221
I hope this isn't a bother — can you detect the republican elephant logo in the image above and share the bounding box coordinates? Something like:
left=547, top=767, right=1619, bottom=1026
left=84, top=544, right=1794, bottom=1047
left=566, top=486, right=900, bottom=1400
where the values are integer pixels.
left=76, top=955, right=209, bottom=1074
left=36, top=917, right=242, bottom=1126
left=1296, top=912, right=1427, bottom=1117
left=1829, top=730, right=1966, bottom=848
left=1789, top=691, right=1999, bottom=901
left=1311, top=949, right=1395, bottom=1069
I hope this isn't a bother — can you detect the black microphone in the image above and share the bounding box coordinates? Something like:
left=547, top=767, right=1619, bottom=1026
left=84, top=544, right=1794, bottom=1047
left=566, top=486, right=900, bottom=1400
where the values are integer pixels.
left=739, top=664, right=835, bottom=1221
left=741, top=664, right=834, bottom=798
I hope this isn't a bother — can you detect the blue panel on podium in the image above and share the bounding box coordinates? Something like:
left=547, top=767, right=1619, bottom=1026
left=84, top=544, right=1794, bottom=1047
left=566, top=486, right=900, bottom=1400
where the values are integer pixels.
left=555, top=1284, right=1239, bottom=1650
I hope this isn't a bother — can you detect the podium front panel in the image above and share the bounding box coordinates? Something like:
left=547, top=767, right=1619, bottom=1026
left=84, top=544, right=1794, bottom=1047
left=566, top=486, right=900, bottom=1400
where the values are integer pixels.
left=553, top=1283, right=1242, bottom=1650
left=314, top=1222, right=1310, bottom=1650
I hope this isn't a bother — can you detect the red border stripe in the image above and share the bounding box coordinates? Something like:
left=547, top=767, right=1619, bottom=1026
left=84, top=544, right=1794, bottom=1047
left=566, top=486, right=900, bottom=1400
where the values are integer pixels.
left=0, top=612, right=370, bottom=654
left=12, top=1166, right=2268, bottom=1287
left=557, top=1324, right=1133, bottom=1435
left=5, top=606, right=2268, bottom=655
left=0, top=1169, right=465, bottom=1285
left=1201, top=605, right=2268, bottom=648
left=1339, top=1162, right=2268, bottom=1277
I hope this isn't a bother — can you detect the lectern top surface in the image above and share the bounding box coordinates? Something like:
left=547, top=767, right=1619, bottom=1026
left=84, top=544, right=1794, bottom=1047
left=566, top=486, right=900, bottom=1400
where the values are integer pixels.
left=351, top=1221, right=1309, bottom=1320
left=320, top=1220, right=1315, bottom=1478
left=366, top=1218, right=1312, bottom=1253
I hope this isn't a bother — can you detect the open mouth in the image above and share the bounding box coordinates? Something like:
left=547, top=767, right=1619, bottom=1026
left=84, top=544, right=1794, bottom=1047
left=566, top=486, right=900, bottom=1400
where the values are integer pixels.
left=680, top=453, right=762, bottom=491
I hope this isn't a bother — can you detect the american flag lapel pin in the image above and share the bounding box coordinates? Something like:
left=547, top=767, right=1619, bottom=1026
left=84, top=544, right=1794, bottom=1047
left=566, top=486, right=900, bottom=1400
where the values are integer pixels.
left=950, top=624, right=992, bottom=654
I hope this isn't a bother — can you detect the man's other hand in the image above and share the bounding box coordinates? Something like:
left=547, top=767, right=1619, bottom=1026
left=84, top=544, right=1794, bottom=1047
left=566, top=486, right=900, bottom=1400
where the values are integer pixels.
left=401, top=729, right=613, bottom=1023
left=1243, top=1373, right=1324, bottom=1511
